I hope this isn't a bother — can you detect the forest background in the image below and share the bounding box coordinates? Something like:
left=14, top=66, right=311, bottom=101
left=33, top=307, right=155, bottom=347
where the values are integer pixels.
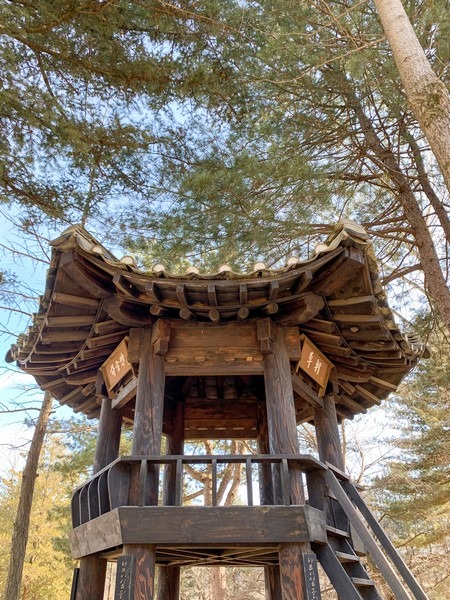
left=0, top=0, right=449, bottom=598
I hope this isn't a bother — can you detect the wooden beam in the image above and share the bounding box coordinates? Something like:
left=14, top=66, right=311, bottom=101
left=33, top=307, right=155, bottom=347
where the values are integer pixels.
left=368, top=376, right=398, bottom=392
left=293, top=270, right=313, bottom=294
left=239, top=283, right=248, bottom=305
left=354, top=385, right=381, bottom=405
left=41, top=330, right=87, bottom=343
left=52, top=292, right=98, bottom=309
left=45, top=315, right=96, bottom=328
left=176, top=284, right=188, bottom=306
left=300, top=330, right=343, bottom=346
left=333, top=313, right=382, bottom=324
left=257, top=318, right=276, bottom=356
left=292, top=374, right=323, bottom=409
left=103, top=295, right=153, bottom=327
left=94, top=320, right=126, bottom=335
left=86, top=331, right=126, bottom=350
left=312, top=247, right=365, bottom=296
left=113, top=273, right=139, bottom=298
left=60, top=250, right=113, bottom=298
left=269, top=280, right=279, bottom=301
left=150, top=304, right=169, bottom=317
left=70, top=505, right=326, bottom=558
left=153, top=320, right=171, bottom=357
left=302, top=318, right=335, bottom=333
left=337, top=394, right=366, bottom=414
left=207, top=284, right=218, bottom=306
left=337, top=366, right=372, bottom=383
left=179, top=308, right=195, bottom=321
left=263, top=302, right=279, bottom=315
left=237, top=306, right=249, bottom=320
left=341, top=329, right=391, bottom=341
left=146, top=282, right=161, bottom=303
left=111, top=377, right=138, bottom=410
left=327, top=295, right=376, bottom=308
left=208, top=308, right=220, bottom=323
left=276, top=293, right=324, bottom=325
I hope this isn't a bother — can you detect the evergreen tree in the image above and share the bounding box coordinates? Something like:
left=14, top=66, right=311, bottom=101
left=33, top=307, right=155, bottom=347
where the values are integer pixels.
left=370, top=323, right=450, bottom=598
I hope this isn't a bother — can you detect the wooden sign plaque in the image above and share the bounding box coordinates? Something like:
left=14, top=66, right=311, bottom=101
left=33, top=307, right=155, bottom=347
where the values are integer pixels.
left=115, top=555, right=135, bottom=600
left=101, top=338, right=132, bottom=393
left=302, top=553, right=321, bottom=599
left=298, top=335, right=333, bottom=391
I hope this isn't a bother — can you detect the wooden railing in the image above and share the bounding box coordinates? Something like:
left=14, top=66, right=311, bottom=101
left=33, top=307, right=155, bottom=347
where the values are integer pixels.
left=71, top=453, right=326, bottom=528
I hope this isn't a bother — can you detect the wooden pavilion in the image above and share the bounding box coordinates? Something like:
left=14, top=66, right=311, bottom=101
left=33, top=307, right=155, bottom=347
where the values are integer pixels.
left=7, top=221, right=428, bottom=600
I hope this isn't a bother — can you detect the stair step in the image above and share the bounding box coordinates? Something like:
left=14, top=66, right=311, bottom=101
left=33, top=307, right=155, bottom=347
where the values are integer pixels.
left=335, top=551, right=360, bottom=563
left=351, top=577, right=374, bottom=587
left=326, top=525, right=350, bottom=538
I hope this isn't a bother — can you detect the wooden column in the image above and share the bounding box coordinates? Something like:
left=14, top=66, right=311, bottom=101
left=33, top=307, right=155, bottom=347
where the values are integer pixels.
left=158, top=400, right=184, bottom=600
left=263, top=322, right=315, bottom=600
left=123, top=324, right=166, bottom=600
left=314, top=395, right=344, bottom=470
left=314, top=395, right=349, bottom=533
left=93, top=395, right=123, bottom=473
left=257, top=400, right=282, bottom=600
left=76, top=396, right=123, bottom=600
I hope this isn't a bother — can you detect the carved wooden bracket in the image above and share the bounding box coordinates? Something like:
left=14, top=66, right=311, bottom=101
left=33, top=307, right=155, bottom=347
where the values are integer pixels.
left=153, top=320, right=171, bottom=356
left=257, top=318, right=276, bottom=355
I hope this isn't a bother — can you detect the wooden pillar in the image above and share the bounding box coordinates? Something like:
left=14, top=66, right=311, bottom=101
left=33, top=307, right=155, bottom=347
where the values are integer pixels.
left=123, top=324, right=166, bottom=600
left=93, top=396, right=123, bottom=473
left=257, top=400, right=282, bottom=600
left=263, top=322, right=315, bottom=600
left=76, top=396, right=123, bottom=600
left=158, top=401, right=184, bottom=600
left=314, top=395, right=345, bottom=470
left=314, top=395, right=349, bottom=533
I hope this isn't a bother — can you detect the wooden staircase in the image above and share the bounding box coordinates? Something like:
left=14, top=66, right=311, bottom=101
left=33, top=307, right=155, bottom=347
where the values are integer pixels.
left=308, top=465, right=428, bottom=600
left=314, top=529, right=381, bottom=600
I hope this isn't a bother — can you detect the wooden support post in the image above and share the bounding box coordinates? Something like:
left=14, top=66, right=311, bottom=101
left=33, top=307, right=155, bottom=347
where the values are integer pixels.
left=314, top=395, right=345, bottom=471
left=263, top=323, right=318, bottom=600
left=158, top=401, right=184, bottom=600
left=74, top=555, right=107, bottom=600
left=122, top=324, right=166, bottom=600
left=93, top=395, right=123, bottom=474
left=314, top=394, right=349, bottom=534
left=257, top=400, right=282, bottom=600
left=76, top=394, right=123, bottom=600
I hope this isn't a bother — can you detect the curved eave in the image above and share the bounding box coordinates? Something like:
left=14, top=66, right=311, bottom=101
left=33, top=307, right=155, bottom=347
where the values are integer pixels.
left=8, top=224, right=424, bottom=419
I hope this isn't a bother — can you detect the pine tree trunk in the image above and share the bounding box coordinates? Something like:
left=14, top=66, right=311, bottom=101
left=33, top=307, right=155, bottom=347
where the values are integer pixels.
left=3, top=392, right=53, bottom=600
left=373, top=0, right=450, bottom=193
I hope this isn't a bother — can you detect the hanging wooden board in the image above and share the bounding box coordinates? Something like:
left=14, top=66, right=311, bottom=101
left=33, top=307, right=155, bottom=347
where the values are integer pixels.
left=302, top=553, right=321, bottom=600
left=101, top=338, right=132, bottom=393
left=297, top=335, right=333, bottom=392
left=115, top=555, right=135, bottom=600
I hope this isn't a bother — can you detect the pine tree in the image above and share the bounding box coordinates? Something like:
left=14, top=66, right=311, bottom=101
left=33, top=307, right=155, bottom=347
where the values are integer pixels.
left=370, top=323, right=450, bottom=598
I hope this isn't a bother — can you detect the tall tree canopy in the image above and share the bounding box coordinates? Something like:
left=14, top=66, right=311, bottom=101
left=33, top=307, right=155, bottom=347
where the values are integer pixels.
left=1, top=1, right=449, bottom=316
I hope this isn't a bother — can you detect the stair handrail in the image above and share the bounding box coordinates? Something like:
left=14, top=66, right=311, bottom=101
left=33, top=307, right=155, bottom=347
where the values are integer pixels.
left=324, top=469, right=428, bottom=600
left=342, top=478, right=428, bottom=600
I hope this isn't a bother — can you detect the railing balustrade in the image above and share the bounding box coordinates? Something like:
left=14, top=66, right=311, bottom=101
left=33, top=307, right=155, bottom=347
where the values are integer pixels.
left=71, top=454, right=325, bottom=528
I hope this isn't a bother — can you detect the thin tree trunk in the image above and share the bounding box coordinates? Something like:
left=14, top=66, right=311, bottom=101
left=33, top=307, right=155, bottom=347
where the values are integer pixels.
left=3, top=391, right=53, bottom=600
left=373, top=0, right=450, bottom=193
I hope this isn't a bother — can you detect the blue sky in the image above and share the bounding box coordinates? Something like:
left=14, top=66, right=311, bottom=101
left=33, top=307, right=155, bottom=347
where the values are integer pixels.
left=0, top=206, right=57, bottom=472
